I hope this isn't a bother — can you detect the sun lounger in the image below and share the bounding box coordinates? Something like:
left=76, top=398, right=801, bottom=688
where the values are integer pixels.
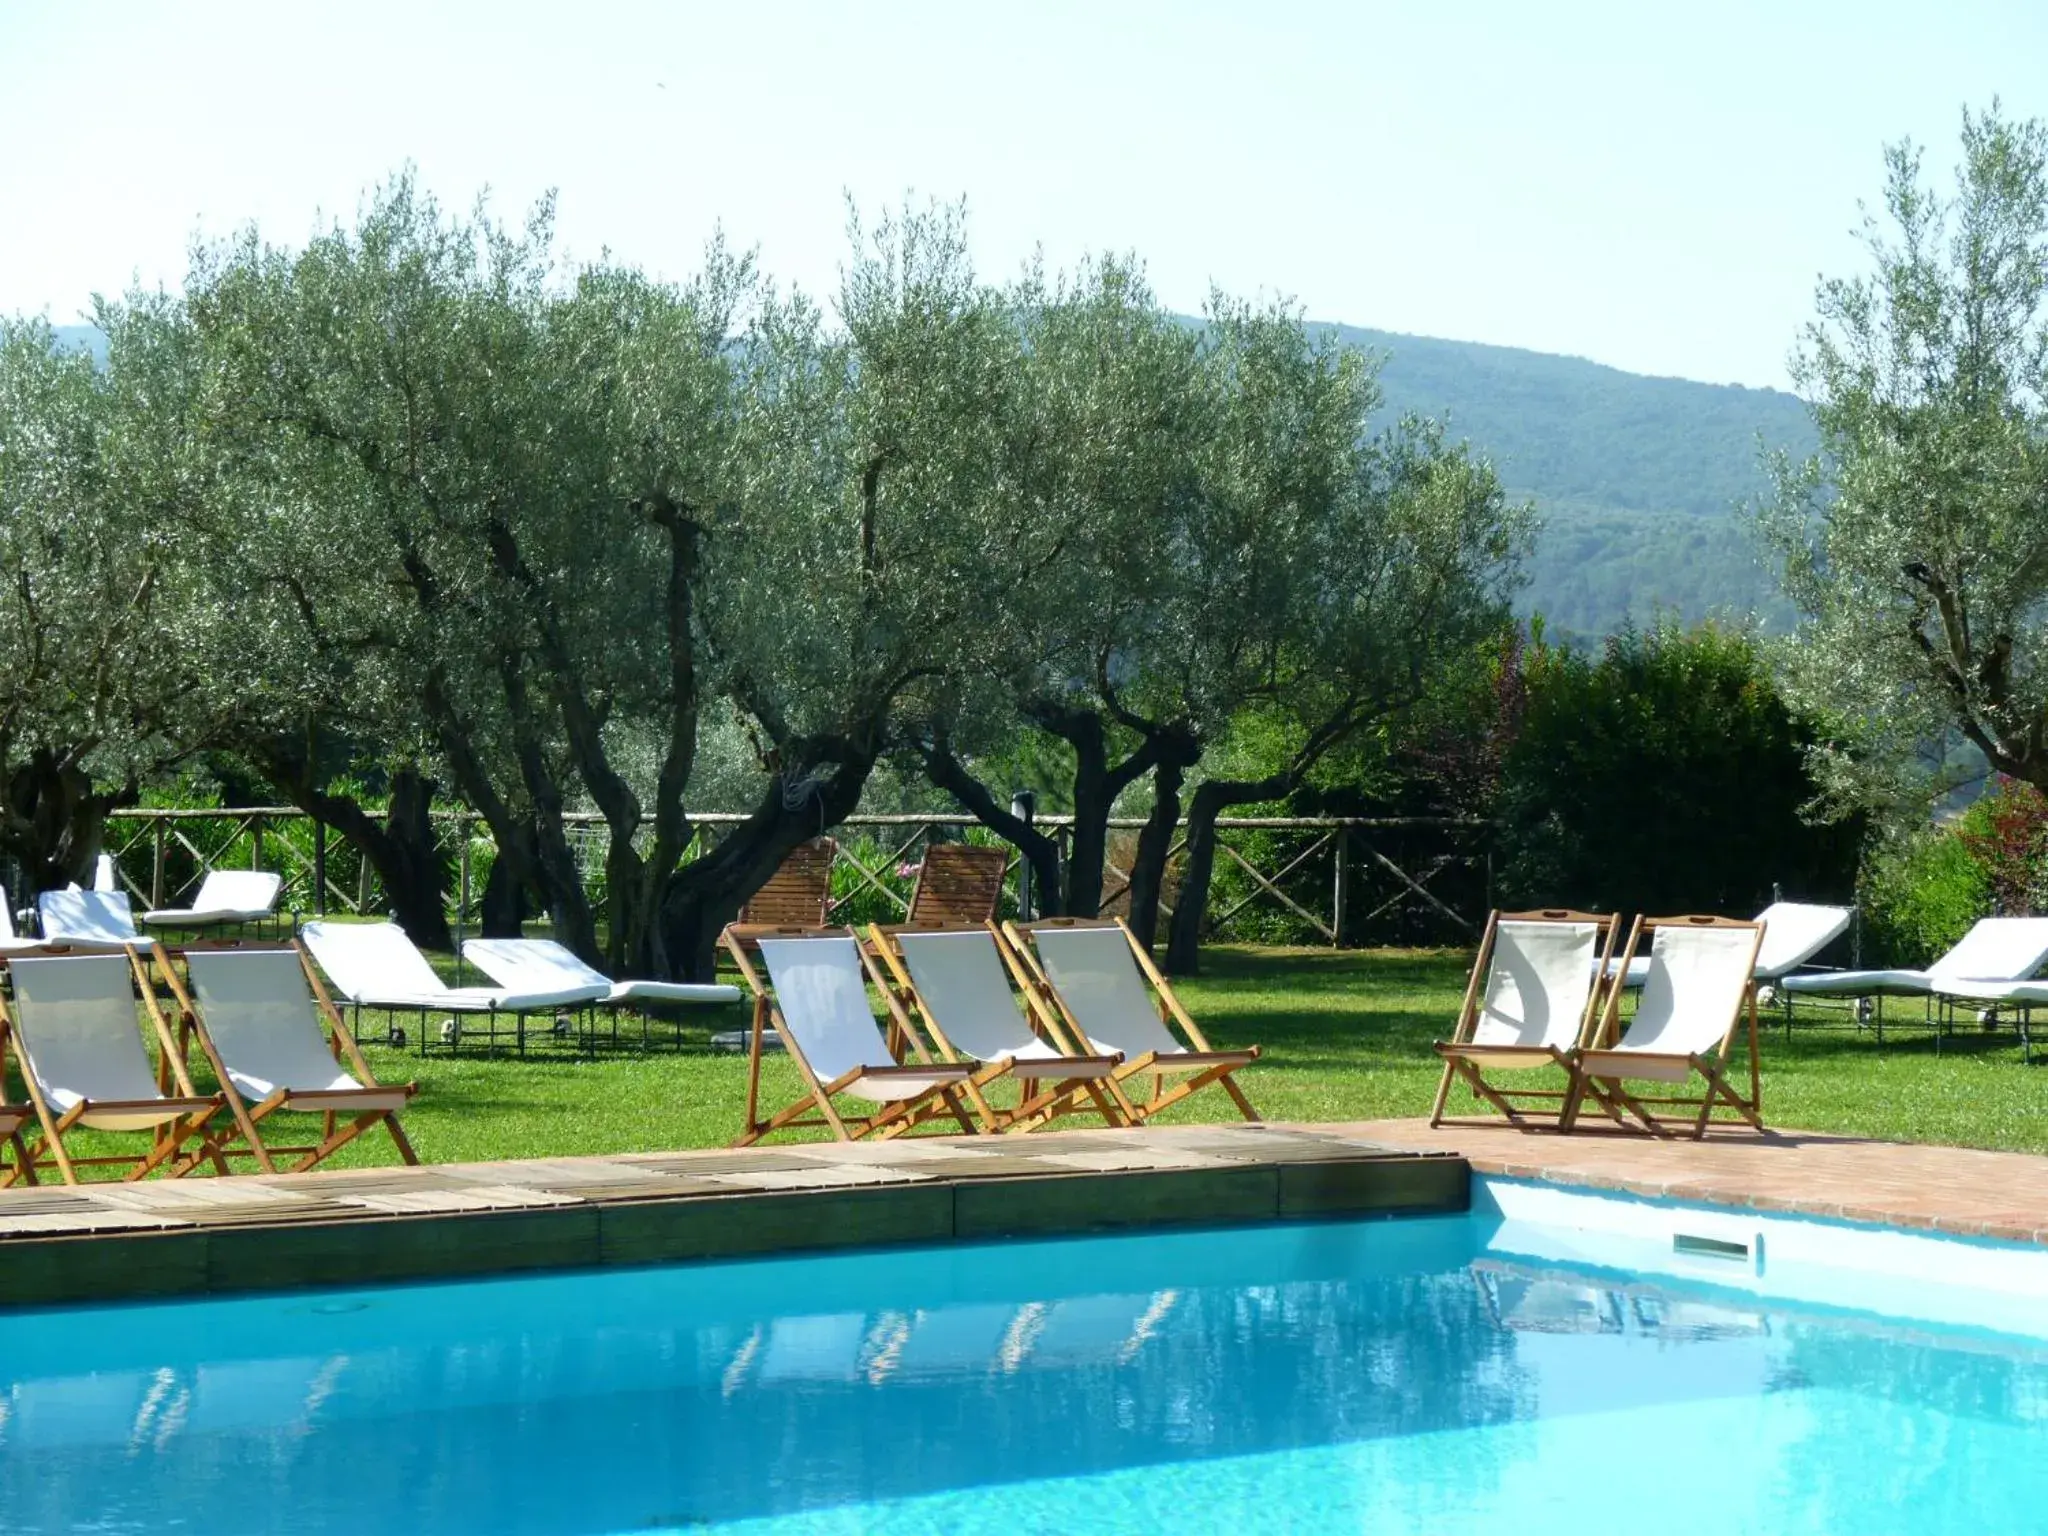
left=906, top=843, right=1009, bottom=924
left=463, top=938, right=741, bottom=1014
left=0, top=885, right=51, bottom=957
left=301, top=920, right=608, bottom=1051
left=36, top=889, right=148, bottom=950
left=870, top=923, right=1131, bottom=1130
left=1604, top=900, right=1852, bottom=988
left=738, top=838, right=839, bottom=927
left=142, top=870, right=285, bottom=932
left=3, top=949, right=226, bottom=1182
left=1003, top=917, right=1259, bottom=1123
left=1432, top=909, right=1618, bottom=1130
left=165, top=944, right=418, bottom=1173
left=1564, top=914, right=1766, bottom=1138
left=721, top=924, right=978, bottom=1145
left=1781, top=916, right=2048, bottom=999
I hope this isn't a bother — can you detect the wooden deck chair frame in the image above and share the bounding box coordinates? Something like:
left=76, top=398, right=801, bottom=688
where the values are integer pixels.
left=868, top=920, right=1135, bottom=1132
left=0, top=1011, right=33, bottom=1187
left=1001, top=917, right=1260, bottom=1124
left=1429, top=908, right=1619, bottom=1131
left=159, top=939, right=421, bottom=1174
left=721, top=923, right=980, bottom=1146
left=1563, top=914, right=1766, bottom=1139
left=738, top=838, right=840, bottom=927
left=905, top=843, right=1010, bottom=925
left=1, top=945, right=228, bottom=1184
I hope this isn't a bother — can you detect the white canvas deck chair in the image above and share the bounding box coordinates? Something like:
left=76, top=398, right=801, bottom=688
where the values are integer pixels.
left=1564, top=914, right=1766, bottom=1138
left=1004, top=918, right=1260, bottom=1124
left=36, top=889, right=147, bottom=951
left=720, top=924, right=979, bottom=1146
left=143, top=870, right=285, bottom=933
left=1431, top=909, right=1618, bottom=1130
left=3, top=950, right=226, bottom=1183
left=301, top=920, right=608, bottom=1051
left=463, top=937, right=741, bottom=1046
left=165, top=944, right=419, bottom=1173
left=869, top=922, right=1132, bottom=1131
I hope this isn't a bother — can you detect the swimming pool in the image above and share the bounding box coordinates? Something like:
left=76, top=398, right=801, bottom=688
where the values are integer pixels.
left=3, top=1181, right=2045, bottom=1534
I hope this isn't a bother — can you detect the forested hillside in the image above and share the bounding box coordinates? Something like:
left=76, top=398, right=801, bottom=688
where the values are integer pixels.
left=57, top=318, right=1812, bottom=635
left=1337, top=325, right=1816, bottom=635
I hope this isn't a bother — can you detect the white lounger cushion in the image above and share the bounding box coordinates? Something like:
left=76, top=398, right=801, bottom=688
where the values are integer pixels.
left=895, top=929, right=1092, bottom=1074
left=1784, top=916, right=2048, bottom=997
left=462, top=938, right=739, bottom=1007
left=0, top=884, right=47, bottom=956
left=36, top=890, right=145, bottom=950
left=10, top=955, right=183, bottom=1129
left=301, top=921, right=605, bottom=1012
left=143, top=870, right=284, bottom=927
left=1475, top=920, right=1598, bottom=1049
left=756, top=935, right=954, bottom=1102
left=184, top=949, right=365, bottom=1101
left=1597, top=924, right=1758, bottom=1077
left=1753, top=901, right=1854, bottom=979
left=1028, top=926, right=1184, bottom=1059
left=1606, top=901, right=1852, bottom=988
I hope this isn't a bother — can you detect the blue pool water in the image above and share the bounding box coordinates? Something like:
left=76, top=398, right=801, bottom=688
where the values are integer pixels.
left=3, top=1208, right=2046, bottom=1534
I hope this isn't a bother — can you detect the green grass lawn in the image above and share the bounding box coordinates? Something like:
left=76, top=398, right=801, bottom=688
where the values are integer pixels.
left=29, top=944, right=2048, bottom=1174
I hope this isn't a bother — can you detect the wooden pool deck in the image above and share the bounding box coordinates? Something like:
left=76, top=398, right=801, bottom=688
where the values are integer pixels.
left=8, top=1116, right=2044, bottom=1310
left=0, top=1123, right=1463, bottom=1309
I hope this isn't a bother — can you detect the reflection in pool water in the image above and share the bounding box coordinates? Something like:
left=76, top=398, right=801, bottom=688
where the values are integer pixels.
left=1, top=1214, right=2044, bottom=1534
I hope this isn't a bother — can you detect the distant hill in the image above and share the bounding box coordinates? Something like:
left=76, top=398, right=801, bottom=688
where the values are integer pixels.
left=45, top=317, right=1813, bottom=636
left=1327, top=325, right=1816, bottom=636
left=51, top=323, right=107, bottom=363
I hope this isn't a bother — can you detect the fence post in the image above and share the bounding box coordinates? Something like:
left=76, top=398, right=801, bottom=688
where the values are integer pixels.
left=1011, top=790, right=1036, bottom=920
left=151, top=819, right=166, bottom=909
left=458, top=814, right=473, bottom=927
left=250, top=814, right=264, bottom=873
left=313, top=819, right=328, bottom=917
left=1331, top=824, right=1350, bottom=948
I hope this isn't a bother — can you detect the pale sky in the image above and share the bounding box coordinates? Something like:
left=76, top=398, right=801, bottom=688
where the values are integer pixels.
left=3, top=0, right=2041, bottom=390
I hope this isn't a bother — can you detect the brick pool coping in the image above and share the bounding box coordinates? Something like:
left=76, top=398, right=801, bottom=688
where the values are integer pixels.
left=1352, top=1118, right=2048, bottom=1243
left=0, top=1124, right=1465, bottom=1309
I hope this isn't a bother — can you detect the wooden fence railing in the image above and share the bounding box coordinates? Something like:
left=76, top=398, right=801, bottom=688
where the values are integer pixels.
left=95, top=809, right=1489, bottom=947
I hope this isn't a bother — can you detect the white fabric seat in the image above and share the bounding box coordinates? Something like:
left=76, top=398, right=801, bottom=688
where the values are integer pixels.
left=1783, top=916, right=2048, bottom=998
left=9, top=958, right=222, bottom=1187
left=462, top=937, right=739, bottom=1008
left=757, top=935, right=965, bottom=1104
left=36, top=889, right=147, bottom=951
left=180, top=945, right=417, bottom=1171
left=894, top=929, right=1115, bottom=1077
left=185, top=949, right=394, bottom=1103
left=143, top=870, right=285, bottom=929
left=300, top=921, right=607, bottom=1014
left=1469, top=920, right=1601, bottom=1051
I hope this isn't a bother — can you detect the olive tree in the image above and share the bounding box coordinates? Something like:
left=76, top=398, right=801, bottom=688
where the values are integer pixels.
left=0, top=310, right=210, bottom=890
left=1761, top=105, right=2048, bottom=808
left=656, top=204, right=1056, bottom=972
left=908, top=256, right=1212, bottom=922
